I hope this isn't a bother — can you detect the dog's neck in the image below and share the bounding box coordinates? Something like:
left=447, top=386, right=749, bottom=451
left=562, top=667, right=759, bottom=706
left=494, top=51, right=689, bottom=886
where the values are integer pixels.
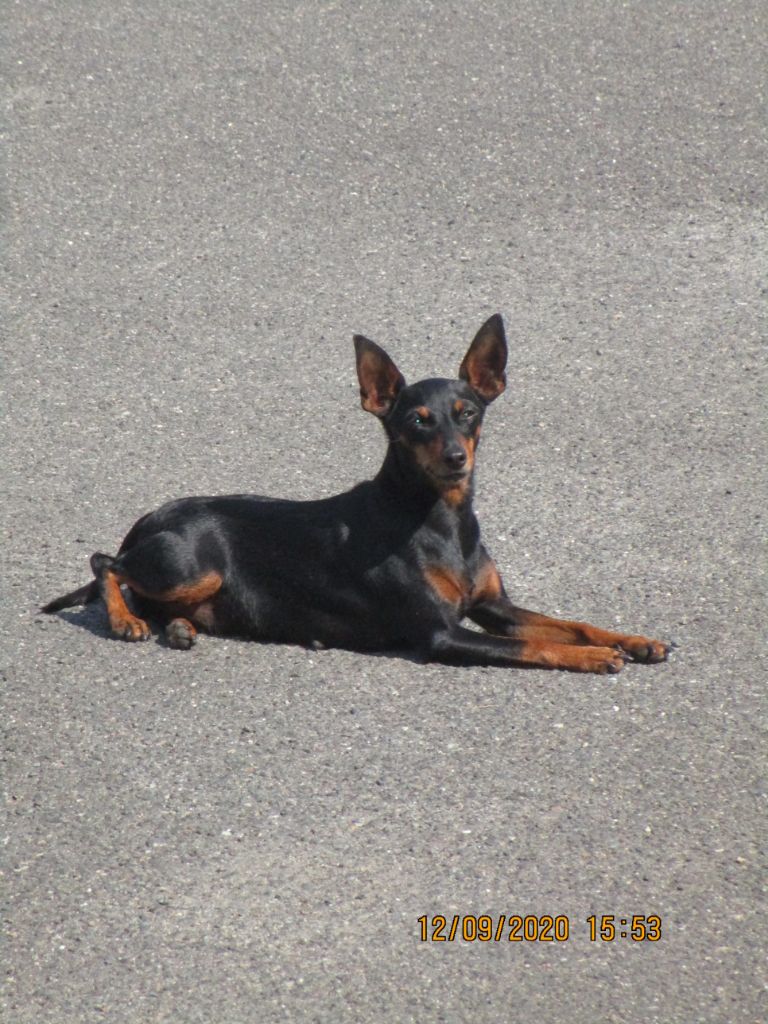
left=374, top=441, right=477, bottom=526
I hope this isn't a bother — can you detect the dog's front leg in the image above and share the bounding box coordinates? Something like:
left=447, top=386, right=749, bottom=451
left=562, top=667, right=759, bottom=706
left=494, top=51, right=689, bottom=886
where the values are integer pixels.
left=467, top=597, right=669, bottom=665
left=427, top=623, right=627, bottom=674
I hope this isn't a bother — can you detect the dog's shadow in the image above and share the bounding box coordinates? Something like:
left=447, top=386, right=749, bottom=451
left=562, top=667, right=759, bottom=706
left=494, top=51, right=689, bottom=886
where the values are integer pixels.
left=44, top=603, right=109, bottom=638
left=41, top=604, right=177, bottom=648
left=41, top=605, right=425, bottom=662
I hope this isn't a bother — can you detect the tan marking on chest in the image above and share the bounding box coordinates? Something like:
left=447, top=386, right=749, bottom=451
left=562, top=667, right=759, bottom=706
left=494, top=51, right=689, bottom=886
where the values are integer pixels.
left=472, top=560, right=502, bottom=601
left=441, top=479, right=471, bottom=506
left=424, top=566, right=470, bottom=606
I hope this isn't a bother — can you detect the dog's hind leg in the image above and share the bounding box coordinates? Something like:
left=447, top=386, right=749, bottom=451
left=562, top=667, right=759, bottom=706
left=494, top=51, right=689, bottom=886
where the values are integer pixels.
left=90, top=552, right=152, bottom=641
left=91, top=534, right=223, bottom=646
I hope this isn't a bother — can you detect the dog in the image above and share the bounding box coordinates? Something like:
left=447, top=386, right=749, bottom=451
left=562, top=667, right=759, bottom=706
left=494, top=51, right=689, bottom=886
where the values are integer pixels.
left=43, top=314, right=669, bottom=673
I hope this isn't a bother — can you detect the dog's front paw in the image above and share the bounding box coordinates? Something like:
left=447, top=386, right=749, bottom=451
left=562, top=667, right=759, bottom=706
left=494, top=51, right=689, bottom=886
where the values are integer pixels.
left=618, top=636, right=670, bottom=663
left=578, top=646, right=629, bottom=675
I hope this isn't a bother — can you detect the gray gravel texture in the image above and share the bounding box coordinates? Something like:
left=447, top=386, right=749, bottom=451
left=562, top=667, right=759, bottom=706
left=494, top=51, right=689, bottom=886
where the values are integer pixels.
left=3, top=2, right=766, bottom=1022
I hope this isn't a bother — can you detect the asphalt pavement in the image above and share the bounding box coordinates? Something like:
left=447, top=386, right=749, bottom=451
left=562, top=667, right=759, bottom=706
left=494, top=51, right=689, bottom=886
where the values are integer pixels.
left=3, top=2, right=766, bottom=1022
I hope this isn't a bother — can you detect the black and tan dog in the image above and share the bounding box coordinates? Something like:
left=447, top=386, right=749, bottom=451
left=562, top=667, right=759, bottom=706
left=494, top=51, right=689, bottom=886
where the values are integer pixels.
left=43, top=315, right=669, bottom=673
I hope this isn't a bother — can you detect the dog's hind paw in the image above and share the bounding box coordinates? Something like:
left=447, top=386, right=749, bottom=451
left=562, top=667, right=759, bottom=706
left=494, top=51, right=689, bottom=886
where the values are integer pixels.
left=166, top=618, right=197, bottom=650
left=112, top=615, right=151, bottom=642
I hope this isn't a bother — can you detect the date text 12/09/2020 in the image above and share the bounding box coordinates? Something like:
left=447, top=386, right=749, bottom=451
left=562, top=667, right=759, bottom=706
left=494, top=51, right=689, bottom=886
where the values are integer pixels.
left=418, top=914, right=662, bottom=943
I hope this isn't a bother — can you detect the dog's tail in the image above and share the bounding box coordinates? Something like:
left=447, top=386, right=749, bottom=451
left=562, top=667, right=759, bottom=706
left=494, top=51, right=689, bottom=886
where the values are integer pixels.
left=41, top=580, right=99, bottom=614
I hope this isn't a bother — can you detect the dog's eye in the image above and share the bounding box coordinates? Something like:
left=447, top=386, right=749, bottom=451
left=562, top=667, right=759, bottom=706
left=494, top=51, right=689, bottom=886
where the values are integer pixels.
left=410, top=410, right=432, bottom=427
left=460, top=407, right=478, bottom=422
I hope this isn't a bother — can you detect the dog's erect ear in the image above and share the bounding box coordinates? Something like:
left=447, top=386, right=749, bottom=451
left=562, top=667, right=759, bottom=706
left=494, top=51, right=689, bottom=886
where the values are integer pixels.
left=459, top=314, right=507, bottom=403
left=354, top=335, right=406, bottom=417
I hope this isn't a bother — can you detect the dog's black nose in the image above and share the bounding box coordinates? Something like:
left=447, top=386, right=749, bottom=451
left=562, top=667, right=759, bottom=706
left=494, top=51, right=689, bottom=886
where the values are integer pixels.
left=443, top=446, right=467, bottom=469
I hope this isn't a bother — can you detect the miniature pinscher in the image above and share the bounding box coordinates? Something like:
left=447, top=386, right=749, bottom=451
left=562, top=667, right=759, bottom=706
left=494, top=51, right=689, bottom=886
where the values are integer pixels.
left=43, top=314, right=669, bottom=673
